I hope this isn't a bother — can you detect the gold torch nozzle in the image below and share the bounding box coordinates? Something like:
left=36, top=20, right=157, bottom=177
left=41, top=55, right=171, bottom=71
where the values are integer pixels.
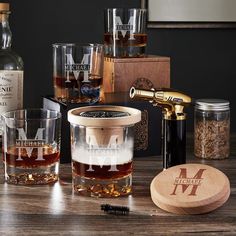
left=129, top=87, right=136, bottom=98
left=129, top=87, right=156, bottom=100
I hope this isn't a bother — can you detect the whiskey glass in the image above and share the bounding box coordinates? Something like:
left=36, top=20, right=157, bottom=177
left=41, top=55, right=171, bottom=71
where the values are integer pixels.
left=104, top=8, right=147, bottom=58
left=53, top=43, right=104, bottom=103
left=2, top=109, right=61, bottom=185
left=68, top=105, right=141, bottom=197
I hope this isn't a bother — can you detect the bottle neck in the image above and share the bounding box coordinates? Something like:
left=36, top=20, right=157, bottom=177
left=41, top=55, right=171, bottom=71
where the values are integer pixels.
left=0, top=11, right=12, bottom=49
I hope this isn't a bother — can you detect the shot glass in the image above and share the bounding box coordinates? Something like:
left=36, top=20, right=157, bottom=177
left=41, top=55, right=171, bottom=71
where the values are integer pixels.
left=68, top=106, right=141, bottom=197
left=104, top=8, right=147, bottom=58
left=53, top=43, right=104, bottom=103
left=2, top=109, right=61, bottom=185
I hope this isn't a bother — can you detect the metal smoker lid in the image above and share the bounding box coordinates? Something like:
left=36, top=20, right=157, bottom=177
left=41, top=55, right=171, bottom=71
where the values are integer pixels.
left=79, top=110, right=129, bottom=118
left=67, top=105, right=141, bottom=127
left=150, top=164, right=230, bottom=215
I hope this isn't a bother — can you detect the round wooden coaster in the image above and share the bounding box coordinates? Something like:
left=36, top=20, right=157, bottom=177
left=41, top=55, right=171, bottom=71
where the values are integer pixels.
left=150, top=164, right=230, bottom=214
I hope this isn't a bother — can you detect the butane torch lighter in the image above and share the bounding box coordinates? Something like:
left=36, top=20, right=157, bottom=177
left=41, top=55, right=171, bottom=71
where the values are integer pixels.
left=130, top=87, right=191, bottom=169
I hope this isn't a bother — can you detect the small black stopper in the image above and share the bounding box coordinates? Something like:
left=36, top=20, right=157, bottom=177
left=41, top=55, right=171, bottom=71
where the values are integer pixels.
left=101, top=204, right=130, bottom=215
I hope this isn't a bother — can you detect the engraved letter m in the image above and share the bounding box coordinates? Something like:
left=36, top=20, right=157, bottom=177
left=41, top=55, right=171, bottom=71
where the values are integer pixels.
left=16, top=128, right=45, bottom=161
left=171, top=168, right=206, bottom=196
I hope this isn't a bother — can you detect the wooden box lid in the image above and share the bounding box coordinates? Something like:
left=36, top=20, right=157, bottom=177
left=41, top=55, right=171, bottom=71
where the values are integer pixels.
left=104, top=55, right=170, bottom=63
left=103, top=55, right=170, bottom=93
left=150, top=164, right=230, bottom=214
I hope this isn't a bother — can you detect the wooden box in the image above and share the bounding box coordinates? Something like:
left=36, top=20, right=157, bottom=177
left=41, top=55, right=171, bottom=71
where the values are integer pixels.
left=103, top=55, right=170, bottom=93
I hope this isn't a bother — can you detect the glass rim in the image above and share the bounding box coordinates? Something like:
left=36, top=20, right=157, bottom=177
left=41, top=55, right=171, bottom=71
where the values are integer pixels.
left=52, top=43, right=104, bottom=48
left=105, top=8, right=147, bottom=12
left=2, top=108, right=61, bottom=121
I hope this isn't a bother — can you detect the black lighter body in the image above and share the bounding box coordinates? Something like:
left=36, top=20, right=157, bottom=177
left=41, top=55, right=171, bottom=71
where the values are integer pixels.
left=162, top=118, right=186, bottom=169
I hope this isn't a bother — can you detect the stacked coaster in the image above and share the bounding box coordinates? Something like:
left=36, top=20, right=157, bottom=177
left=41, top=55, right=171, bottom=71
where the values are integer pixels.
left=150, top=164, right=230, bottom=214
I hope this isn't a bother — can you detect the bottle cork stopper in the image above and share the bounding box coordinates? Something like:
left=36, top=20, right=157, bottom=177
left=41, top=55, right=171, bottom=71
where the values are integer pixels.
left=0, top=3, right=9, bottom=11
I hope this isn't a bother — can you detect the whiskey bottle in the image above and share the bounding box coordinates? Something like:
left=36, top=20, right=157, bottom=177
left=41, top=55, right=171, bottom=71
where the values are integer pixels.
left=0, top=3, right=23, bottom=133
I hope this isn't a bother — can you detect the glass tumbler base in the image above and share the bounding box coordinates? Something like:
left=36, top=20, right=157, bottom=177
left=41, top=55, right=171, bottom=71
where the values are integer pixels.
left=5, top=163, right=59, bottom=185
left=73, top=174, right=132, bottom=197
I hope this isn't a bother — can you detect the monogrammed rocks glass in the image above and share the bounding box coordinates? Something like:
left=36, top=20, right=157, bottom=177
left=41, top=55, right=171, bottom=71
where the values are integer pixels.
left=2, top=109, right=61, bottom=185
left=53, top=43, right=104, bottom=103
left=68, top=106, right=141, bottom=197
left=104, top=8, right=147, bottom=58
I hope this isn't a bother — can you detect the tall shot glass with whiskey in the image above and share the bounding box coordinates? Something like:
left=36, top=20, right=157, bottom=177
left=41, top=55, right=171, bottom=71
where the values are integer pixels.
left=53, top=43, right=104, bottom=103
left=104, top=8, right=147, bottom=58
left=2, top=109, right=61, bottom=185
left=68, top=106, right=141, bottom=197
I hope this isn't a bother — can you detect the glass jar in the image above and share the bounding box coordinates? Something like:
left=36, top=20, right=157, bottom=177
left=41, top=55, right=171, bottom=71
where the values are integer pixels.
left=52, top=43, right=104, bottom=104
left=194, top=99, right=230, bottom=159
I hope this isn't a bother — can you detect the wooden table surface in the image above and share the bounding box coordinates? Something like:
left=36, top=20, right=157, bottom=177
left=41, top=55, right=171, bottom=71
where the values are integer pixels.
left=0, top=136, right=236, bottom=235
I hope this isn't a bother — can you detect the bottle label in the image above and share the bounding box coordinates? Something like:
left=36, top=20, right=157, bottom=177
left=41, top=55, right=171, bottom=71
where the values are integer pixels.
left=0, top=70, right=23, bottom=114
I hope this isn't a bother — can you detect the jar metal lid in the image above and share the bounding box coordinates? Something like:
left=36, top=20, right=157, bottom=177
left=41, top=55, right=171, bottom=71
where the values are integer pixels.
left=195, top=99, right=230, bottom=111
left=68, top=105, right=141, bottom=127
